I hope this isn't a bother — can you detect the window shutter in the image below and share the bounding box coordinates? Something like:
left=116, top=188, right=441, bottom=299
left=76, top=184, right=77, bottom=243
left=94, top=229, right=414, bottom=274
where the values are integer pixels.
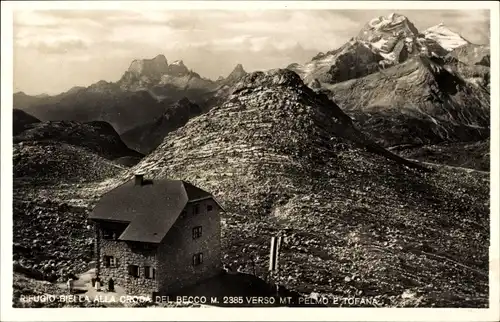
left=152, top=268, right=156, bottom=280
left=114, top=257, right=119, bottom=267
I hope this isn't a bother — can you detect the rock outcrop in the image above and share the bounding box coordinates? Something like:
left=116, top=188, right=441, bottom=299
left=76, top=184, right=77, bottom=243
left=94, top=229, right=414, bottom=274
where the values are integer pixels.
left=13, top=109, right=41, bottom=136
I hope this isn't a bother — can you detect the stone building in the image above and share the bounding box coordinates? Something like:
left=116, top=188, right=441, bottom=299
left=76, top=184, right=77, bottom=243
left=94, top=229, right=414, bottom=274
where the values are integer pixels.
left=88, top=174, right=222, bottom=296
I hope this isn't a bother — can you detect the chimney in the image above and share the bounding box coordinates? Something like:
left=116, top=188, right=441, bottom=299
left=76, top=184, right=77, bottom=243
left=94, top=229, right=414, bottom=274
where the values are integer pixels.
left=134, top=174, right=144, bottom=186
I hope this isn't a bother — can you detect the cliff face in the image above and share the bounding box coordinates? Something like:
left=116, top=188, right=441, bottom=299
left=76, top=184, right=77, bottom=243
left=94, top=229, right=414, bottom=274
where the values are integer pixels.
left=287, top=13, right=475, bottom=87
left=325, top=55, right=490, bottom=147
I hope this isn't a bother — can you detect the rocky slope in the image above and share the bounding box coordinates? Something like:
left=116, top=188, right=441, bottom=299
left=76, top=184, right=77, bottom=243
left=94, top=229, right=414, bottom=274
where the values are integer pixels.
left=14, top=120, right=143, bottom=161
left=100, top=69, right=488, bottom=307
left=288, top=13, right=475, bottom=86
left=13, top=198, right=94, bottom=283
left=14, top=141, right=125, bottom=184
left=324, top=55, right=490, bottom=147
left=120, top=98, right=203, bottom=154
left=287, top=40, right=385, bottom=84
left=448, top=43, right=490, bottom=67
left=392, top=139, right=490, bottom=172
left=13, top=109, right=41, bottom=135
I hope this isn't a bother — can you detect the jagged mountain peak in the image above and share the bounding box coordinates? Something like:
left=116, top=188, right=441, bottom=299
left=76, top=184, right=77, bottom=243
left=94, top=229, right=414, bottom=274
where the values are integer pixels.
left=363, top=12, right=418, bottom=37
left=165, top=59, right=190, bottom=77
left=127, top=54, right=169, bottom=79
left=225, top=63, right=248, bottom=82
left=170, top=59, right=185, bottom=66
left=233, top=63, right=245, bottom=71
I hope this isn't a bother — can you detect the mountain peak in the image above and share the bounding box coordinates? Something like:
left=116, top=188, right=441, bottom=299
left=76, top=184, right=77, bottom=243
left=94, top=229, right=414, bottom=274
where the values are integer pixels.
left=233, top=63, right=245, bottom=71
left=366, top=12, right=414, bottom=33
left=166, top=60, right=190, bottom=76
left=152, top=54, right=168, bottom=64
left=171, top=60, right=185, bottom=66
left=225, top=63, right=247, bottom=82
left=423, top=24, right=469, bottom=51
left=128, top=55, right=169, bottom=79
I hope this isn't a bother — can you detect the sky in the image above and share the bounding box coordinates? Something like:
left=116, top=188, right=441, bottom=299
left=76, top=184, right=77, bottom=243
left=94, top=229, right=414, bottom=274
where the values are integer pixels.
left=13, top=9, right=490, bottom=95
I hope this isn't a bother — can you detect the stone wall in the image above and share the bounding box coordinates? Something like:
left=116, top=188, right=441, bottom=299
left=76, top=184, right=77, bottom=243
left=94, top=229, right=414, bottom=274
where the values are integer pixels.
left=157, top=198, right=222, bottom=294
left=97, top=227, right=159, bottom=296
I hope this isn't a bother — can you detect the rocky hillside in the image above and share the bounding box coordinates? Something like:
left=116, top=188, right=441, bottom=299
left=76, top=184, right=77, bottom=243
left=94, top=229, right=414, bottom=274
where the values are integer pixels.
left=103, top=69, right=489, bottom=307
left=448, top=43, right=490, bottom=67
left=392, top=139, right=490, bottom=172
left=13, top=109, right=40, bottom=135
left=13, top=198, right=94, bottom=283
left=288, top=13, right=475, bottom=86
left=120, top=98, right=203, bottom=154
left=325, top=55, right=490, bottom=147
left=14, top=141, right=125, bottom=184
left=13, top=120, right=142, bottom=161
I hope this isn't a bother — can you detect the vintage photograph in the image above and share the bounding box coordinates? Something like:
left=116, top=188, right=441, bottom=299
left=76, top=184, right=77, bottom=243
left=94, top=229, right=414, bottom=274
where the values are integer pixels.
left=2, top=0, right=498, bottom=319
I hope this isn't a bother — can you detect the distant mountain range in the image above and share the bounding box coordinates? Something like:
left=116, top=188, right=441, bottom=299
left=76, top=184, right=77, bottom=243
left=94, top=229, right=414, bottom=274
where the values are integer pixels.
left=13, top=12, right=490, bottom=170
left=284, top=13, right=490, bottom=153
left=13, top=59, right=248, bottom=134
left=287, top=13, right=485, bottom=85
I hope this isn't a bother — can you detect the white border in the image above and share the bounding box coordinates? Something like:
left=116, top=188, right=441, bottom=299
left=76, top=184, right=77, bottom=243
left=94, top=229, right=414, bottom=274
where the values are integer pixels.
left=1, top=1, right=499, bottom=321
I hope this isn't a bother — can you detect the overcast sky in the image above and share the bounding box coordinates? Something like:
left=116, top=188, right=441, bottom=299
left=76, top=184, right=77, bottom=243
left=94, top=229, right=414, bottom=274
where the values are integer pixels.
left=13, top=9, right=490, bottom=95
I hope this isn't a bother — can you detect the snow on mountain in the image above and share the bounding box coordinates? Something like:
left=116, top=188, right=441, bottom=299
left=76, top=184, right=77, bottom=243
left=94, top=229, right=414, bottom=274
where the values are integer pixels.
left=287, top=13, right=472, bottom=86
left=423, top=23, right=470, bottom=51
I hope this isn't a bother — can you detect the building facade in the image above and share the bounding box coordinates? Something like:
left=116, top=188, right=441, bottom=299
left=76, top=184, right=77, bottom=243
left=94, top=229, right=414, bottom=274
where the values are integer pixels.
left=89, top=176, right=222, bottom=296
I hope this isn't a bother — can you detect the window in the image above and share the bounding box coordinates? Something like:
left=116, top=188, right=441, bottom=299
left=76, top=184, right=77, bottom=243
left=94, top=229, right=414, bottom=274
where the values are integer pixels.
left=144, top=266, right=156, bottom=279
left=103, top=256, right=118, bottom=267
left=193, top=204, right=200, bottom=215
left=142, top=243, right=154, bottom=251
left=207, top=204, right=213, bottom=212
left=192, top=226, right=202, bottom=239
left=103, top=229, right=116, bottom=240
left=193, top=253, right=203, bottom=266
left=128, top=265, right=139, bottom=277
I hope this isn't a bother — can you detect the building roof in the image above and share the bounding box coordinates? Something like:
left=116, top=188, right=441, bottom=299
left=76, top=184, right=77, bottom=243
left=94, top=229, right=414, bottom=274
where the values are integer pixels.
left=88, top=178, right=214, bottom=243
